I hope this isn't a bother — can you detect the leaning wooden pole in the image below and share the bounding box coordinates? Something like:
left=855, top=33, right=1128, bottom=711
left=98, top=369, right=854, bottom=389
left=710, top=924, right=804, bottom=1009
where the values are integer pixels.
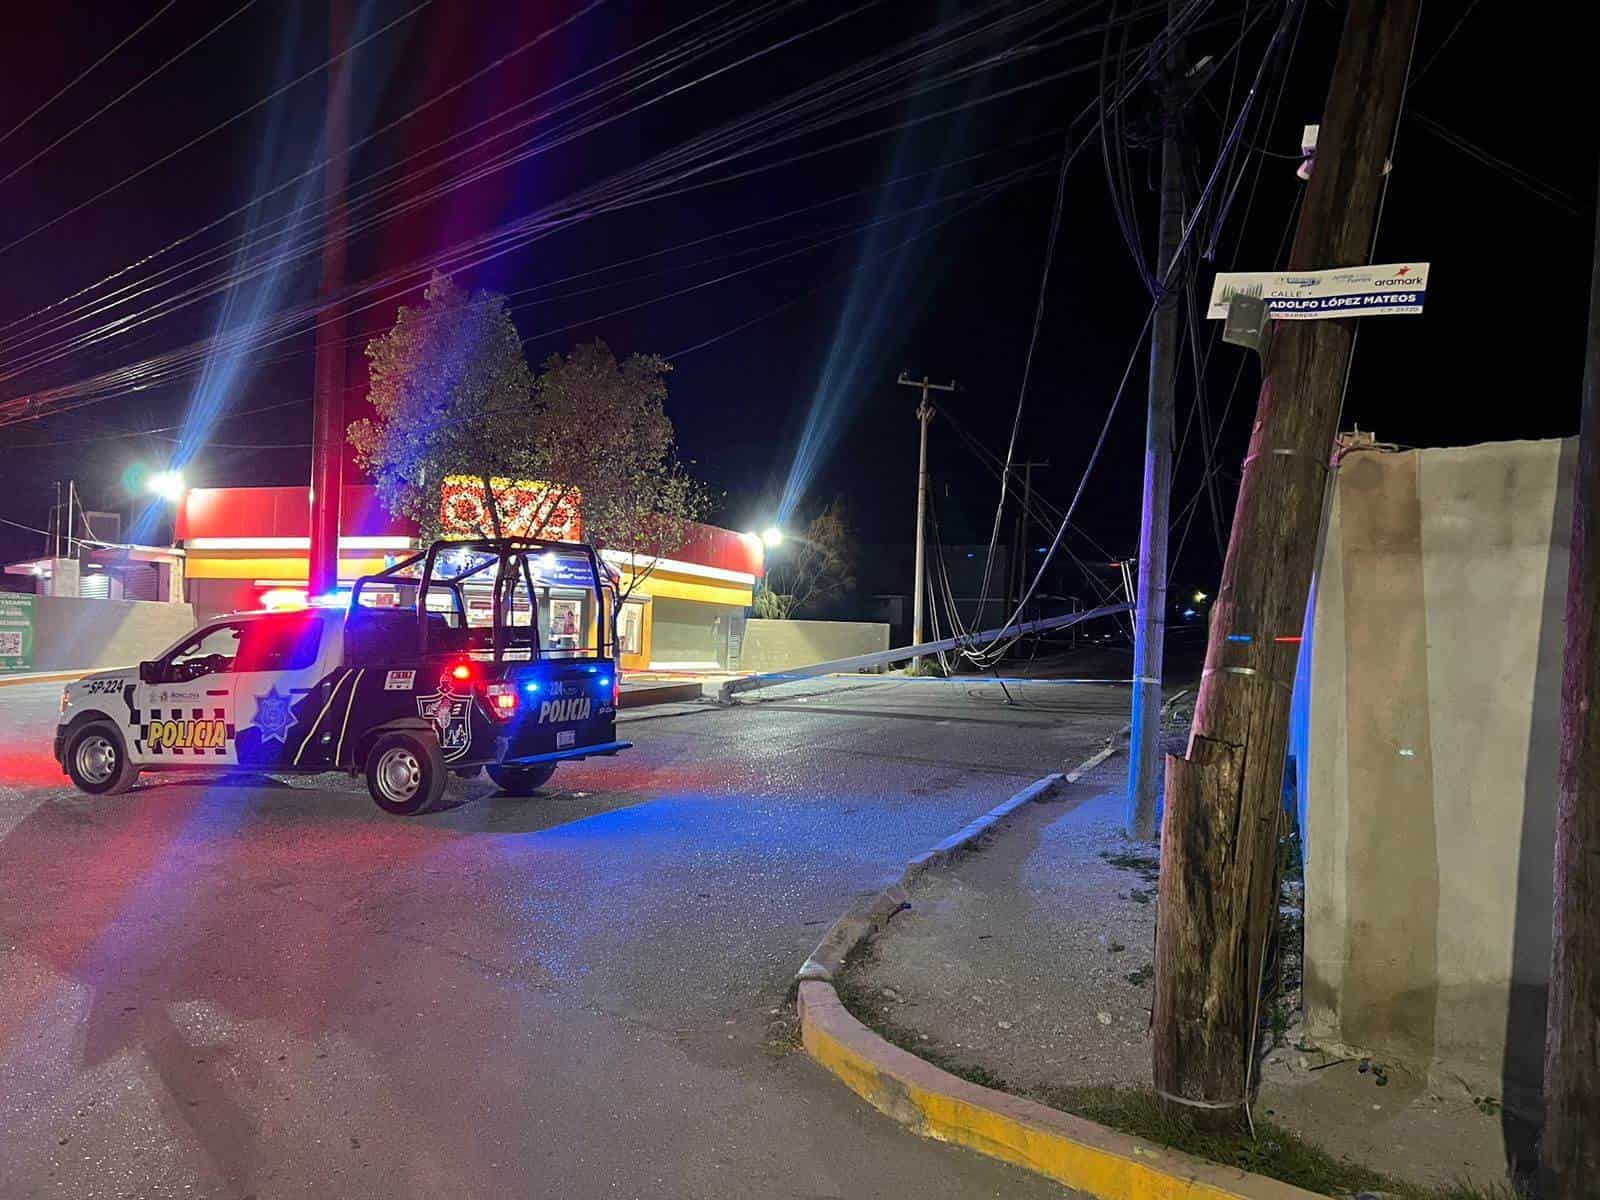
left=1151, top=0, right=1422, bottom=1129
left=1540, top=162, right=1600, bottom=1199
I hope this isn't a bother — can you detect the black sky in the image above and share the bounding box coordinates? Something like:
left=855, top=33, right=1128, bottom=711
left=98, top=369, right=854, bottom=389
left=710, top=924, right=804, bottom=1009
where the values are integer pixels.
left=0, top=0, right=1593, bottom=602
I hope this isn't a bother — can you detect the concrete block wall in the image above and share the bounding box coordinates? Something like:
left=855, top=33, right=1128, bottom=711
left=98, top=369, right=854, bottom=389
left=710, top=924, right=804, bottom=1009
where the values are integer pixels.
left=1303, top=437, right=1573, bottom=1130
left=27, top=596, right=197, bottom=672
left=738, top=619, right=890, bottom=673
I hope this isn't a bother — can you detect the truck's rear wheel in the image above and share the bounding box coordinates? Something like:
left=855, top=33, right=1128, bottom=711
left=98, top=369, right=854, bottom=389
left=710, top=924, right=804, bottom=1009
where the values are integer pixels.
left=365, top=731, right=446, bottom=815
left=64, top=721, right=139, bottom=796
left=486, top=762, right=557, bottom=796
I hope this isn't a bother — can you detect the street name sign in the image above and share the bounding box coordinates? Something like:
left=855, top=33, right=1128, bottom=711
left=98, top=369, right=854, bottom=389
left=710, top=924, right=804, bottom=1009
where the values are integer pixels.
left=1206, top=262, right=1428, bottom=321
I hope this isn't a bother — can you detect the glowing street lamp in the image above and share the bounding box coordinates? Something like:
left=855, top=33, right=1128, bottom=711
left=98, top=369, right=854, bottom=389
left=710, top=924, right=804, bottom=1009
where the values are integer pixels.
left=146, top=469, right=186, bottom=502
left=761, top=526, right=784, bottom=548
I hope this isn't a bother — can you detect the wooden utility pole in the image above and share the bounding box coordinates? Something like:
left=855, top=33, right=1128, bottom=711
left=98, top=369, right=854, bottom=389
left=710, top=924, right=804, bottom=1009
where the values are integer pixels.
left=1541, top=162, right=1600, bottom=1199
left=308, top=0, right=352, bottom=598
left=1127, top=6, right=1185, bottom=841
left=1011, top=461, right=1049, bottom=617
left=898, top=371, right=956, bottom=671
left=1151, top=0, right=1422, bottom=1129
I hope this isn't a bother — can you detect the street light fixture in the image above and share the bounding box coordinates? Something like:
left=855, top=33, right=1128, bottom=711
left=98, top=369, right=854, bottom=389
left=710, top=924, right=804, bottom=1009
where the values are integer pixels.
left=146, top=469, right=185, bottom=502
left=761, top=526, right=783, bottom=548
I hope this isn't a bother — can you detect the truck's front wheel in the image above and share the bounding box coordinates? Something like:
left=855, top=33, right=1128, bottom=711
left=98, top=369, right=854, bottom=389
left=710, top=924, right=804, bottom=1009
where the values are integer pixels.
left=486, top=762, right=557, bottom=796
left=64, top=721, right=139, bottom=795
left=365, top=731, right=446, bottom=815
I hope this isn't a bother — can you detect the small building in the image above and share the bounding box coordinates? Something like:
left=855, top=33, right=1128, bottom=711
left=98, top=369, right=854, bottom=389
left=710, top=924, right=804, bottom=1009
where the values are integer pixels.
left=174, top=485, right=763, bottom=672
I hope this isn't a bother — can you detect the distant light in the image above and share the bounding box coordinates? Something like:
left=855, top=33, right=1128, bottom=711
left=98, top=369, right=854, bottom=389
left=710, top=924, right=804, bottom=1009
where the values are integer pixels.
left=762, top=527, right=783, bottom=548
left=1036, top=546, right=1047, bottom=553
left=86, top=562, right=105, bottom=570
left=146, top=469, right=185, bottom=502
left=259, top=587, right=308, bottom=611
left=1193, top=590, right=1208, bottom=603
left=1182, top=608, right=1196, bottom=619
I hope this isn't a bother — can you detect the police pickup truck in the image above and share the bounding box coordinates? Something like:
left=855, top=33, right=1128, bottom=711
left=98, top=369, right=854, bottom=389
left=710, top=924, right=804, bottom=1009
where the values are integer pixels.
left=54, top=539, right=630, bottom=814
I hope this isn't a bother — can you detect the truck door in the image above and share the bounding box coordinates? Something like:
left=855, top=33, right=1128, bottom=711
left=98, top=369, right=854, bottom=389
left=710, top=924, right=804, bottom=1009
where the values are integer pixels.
left=129, top=619, right=247, bottom=766
left=232, top=611, right=338, bottom=770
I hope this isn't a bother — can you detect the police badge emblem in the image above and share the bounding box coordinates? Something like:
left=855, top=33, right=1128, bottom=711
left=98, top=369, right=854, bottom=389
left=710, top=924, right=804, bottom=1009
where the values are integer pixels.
left=415, top=674, right=473, bottom=761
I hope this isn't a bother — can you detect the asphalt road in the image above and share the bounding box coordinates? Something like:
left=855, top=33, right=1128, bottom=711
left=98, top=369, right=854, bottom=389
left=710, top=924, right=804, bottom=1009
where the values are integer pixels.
left=0, top=672, right=1131, bottom=1199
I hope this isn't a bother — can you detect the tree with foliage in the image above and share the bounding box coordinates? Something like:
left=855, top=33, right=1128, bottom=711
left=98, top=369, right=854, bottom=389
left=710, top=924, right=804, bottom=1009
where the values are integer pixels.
left=351, top=279, right=713, bottom=588
left=756, top=500, right=856, bottom=619
left=349, top=272, right=535, bottom=540
left=529, top=340, right=713, bottom=602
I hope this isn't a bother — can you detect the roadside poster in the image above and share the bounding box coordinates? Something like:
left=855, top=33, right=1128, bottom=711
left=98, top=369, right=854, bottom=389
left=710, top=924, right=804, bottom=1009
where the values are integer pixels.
left=0, top=593, right=35, bottom=672
left=1206, top=262, right=1428, bottom=321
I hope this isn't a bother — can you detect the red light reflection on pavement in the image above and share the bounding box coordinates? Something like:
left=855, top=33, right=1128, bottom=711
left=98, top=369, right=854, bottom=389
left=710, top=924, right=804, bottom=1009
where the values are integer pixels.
left=0, top=748, right=65, bottom=788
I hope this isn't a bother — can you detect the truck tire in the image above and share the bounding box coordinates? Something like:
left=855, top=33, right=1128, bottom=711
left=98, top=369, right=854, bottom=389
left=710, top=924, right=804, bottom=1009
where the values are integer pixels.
left=485, top=762, right=558, bottom=796
left=64, top=720, right=139, bottom=796
left=364, top=731, right=447, bottom=815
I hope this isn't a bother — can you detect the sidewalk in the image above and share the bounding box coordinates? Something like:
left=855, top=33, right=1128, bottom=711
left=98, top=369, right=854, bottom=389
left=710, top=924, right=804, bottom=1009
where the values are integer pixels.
left=838, top=748, right=1514, bottom=1194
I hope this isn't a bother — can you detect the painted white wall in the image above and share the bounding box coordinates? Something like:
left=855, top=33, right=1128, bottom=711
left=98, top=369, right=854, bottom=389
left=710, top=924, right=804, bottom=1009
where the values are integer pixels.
left=1302, top=437, right=1573, bottom=1120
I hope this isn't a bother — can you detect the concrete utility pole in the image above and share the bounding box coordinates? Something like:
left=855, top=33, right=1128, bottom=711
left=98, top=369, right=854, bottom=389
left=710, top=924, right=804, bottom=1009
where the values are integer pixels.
left=1127, top=8, right=1186, bottom=841
left=308, top=0, right=353, bottom=598
left=898, top=371, right=956, bottom=673
left=1151, top=0, right=1422, bottom=1130
left=1010, top=461, right=1049, bottom=617
left=1542, top=159, right=1600, bottom=1200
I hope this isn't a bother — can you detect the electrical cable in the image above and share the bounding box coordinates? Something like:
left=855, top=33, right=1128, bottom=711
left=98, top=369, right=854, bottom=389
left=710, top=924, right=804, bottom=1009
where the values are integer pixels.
left=0, top=0, right=181, bottom=152
left=0, top=0, right=1154, bottom=420
left=0, top=0, right=257, bottom=185
left=0, top=0, right=434, bottom=257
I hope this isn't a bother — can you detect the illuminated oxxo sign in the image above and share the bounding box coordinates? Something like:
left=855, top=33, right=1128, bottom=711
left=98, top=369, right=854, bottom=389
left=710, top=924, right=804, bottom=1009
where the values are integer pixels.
left=439, top=477, right=582, bottom=540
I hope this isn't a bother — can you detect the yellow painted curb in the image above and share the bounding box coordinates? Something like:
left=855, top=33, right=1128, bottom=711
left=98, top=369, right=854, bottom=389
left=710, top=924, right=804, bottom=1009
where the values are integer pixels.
left=799, top=982, right=1321, bottom=1200
left=0, top=670, right=88, bottom=689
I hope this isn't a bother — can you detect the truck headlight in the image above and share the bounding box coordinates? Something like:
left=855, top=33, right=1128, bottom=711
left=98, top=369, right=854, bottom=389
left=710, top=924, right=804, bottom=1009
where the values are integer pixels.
left=59, top=687, right=70, bottom=716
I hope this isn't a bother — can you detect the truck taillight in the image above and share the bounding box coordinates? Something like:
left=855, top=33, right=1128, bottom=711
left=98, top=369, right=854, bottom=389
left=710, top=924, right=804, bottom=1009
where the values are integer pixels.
left=482, top=680, right=518, bottom=721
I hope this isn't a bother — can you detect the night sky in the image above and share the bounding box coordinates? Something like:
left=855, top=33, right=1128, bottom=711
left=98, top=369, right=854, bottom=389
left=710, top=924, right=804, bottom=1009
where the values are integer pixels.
left=1, top=1, right=1593, bottom=604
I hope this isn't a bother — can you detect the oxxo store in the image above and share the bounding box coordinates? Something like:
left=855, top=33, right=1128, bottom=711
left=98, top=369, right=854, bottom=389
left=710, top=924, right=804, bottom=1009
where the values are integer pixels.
left=174, top=486, right=763, bottom=673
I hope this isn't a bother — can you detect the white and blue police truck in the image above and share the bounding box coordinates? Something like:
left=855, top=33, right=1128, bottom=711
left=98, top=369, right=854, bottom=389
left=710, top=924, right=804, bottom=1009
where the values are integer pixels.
left=54, top=539, right=629, bottom=814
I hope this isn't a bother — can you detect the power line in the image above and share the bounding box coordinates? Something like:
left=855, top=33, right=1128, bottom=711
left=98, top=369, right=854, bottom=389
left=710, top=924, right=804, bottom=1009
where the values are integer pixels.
left=0, top=1, right=1137, bottom=419
left=0, top=0, right=181, bottom=152
left=0, top=0, right=432, bottom=258
left=0, top=0, right=261, bottom=189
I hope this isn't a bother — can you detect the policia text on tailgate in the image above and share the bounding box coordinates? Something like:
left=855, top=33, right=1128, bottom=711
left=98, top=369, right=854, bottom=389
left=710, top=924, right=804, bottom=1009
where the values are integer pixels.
left=54, top=539, right=630, bottom=814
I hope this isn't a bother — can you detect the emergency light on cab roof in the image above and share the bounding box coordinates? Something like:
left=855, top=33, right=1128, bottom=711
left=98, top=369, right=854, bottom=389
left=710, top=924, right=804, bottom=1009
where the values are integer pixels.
left=52, top=537, right=630, bottom=815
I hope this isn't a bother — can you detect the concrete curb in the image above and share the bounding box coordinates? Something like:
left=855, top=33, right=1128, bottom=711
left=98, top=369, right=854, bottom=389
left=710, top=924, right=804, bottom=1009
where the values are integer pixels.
left=797, top=772, right=1065, bottom=985
left=0, top=670, right=89, bottom=689
left=798, top=980, right=1320, bottom=1200
left=618, top=681, right=705, bottom=708
left=795, top=715, right=1321, bottom=1200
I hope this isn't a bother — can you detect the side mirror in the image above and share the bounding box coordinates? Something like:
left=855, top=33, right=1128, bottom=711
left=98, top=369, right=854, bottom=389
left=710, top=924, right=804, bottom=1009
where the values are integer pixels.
left=139, top=660, right=161, bottom=684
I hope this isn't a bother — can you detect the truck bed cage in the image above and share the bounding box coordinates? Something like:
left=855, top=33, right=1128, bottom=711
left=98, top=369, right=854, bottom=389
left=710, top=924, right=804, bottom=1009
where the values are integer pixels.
left=349, top=537, right=612, bottom=665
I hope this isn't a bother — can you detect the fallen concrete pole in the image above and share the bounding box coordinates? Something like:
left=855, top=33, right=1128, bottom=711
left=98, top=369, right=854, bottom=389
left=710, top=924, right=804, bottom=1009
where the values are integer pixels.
left=718, top=602, right=1132, bottom=703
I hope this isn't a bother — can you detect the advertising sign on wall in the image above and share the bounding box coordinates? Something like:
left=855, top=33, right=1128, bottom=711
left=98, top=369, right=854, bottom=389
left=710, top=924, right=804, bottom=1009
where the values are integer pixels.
left=440, top=477, right=583, bottom=541
left=0, top=593, right=35, bottom=672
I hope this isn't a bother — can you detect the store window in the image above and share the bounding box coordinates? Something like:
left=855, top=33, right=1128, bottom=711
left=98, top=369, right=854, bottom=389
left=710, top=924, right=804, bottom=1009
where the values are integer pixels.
left=616, top=601, right=644, bottom=657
